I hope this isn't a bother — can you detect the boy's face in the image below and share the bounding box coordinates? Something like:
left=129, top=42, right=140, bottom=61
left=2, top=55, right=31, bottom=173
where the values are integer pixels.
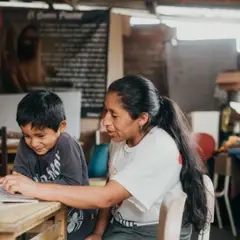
left=20, top=121, right=66, bottom=156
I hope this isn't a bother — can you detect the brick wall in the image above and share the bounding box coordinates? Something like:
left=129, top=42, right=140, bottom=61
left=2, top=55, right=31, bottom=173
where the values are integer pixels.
left=123, top=25, right=169, bottom=96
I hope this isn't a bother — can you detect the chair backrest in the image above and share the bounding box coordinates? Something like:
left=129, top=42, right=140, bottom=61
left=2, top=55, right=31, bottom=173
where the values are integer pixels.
left=158, top=188, right=187, bottom=240
left=198, top=175, right=215, bottom=240
left=214, top=152, right=231, bottom=176
left=195, top=133, right=215, bottom=164
left=0, top=126, right=8, bottom=176
left=88, top=144, right=109, bottom=178
left=203, top=175, right=215, bottom=224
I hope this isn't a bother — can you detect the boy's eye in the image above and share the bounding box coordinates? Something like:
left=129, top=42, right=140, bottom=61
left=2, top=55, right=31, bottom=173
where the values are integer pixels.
left=112, top=114, right=117, bottom=118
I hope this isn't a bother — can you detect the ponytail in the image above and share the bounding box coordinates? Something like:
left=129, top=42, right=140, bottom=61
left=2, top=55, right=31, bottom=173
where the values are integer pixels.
left=154, top=96, right=208, bottom=233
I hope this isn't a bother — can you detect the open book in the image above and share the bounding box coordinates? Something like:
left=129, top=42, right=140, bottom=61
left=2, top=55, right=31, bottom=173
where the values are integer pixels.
left=0, top=185, right=39, bottom=203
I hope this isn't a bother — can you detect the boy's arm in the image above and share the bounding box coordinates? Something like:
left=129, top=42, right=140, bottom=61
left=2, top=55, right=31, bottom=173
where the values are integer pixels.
left=91, top=178, right=111, bottom=237
left=91, top=207, right=112, bottom=237
left=13, top=138, right=33, bottom=178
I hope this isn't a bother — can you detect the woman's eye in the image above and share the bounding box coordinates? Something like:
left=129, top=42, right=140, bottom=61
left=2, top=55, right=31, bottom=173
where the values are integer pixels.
left=102, top=109, right=107, bottom=117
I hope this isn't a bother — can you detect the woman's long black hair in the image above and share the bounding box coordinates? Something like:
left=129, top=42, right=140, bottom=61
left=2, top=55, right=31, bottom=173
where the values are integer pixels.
left=108, top=75, right=208, bottom=232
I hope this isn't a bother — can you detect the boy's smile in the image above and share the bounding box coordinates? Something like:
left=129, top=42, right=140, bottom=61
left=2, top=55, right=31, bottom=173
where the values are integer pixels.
left=20, top=123, right=65, bottom=155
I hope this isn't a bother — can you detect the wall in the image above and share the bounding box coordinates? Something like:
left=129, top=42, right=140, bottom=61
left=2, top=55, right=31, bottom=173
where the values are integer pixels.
left=166, top=39, right=237, bottom=113
left=0, top=92, right=82, bottom=139
left=123, top=25, right=169, bottom=96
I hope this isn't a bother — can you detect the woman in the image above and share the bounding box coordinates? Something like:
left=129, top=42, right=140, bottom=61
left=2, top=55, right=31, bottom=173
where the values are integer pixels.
left=1, top=75, right=207, bottom=240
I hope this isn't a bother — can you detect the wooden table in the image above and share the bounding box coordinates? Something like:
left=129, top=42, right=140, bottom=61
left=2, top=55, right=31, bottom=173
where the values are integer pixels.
left=0, top=179, right=105, bottom=240
left=3, top=139, right=19, bottom=155
left=0, top=202, right=66, bottom=240
left=89, top=178, right=107, bottom=187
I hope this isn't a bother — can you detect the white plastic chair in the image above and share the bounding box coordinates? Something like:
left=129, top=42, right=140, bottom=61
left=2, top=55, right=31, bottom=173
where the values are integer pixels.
left=213, top=153, right=237, bottom=237
left=198, top=175, right=215, bottom=240
left=158, top=175, right=214, bottom=240
left=158, top=187, right=187, bottom=240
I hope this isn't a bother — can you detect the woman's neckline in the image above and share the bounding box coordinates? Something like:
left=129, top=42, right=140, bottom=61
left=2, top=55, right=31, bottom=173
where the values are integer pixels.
left=124, top=126, right=157, bottom=151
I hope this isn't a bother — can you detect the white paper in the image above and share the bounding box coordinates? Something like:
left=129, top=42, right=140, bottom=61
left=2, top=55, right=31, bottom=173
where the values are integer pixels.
left=0, top=185, right=38, bottom=203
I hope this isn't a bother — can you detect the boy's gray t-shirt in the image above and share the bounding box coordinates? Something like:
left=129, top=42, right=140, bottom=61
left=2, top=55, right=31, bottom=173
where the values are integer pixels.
left=13, top=132, right=95, bottom=240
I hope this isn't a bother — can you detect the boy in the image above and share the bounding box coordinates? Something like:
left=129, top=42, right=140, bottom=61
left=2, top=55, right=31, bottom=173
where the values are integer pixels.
left=12, top=90, right=95, bottom=240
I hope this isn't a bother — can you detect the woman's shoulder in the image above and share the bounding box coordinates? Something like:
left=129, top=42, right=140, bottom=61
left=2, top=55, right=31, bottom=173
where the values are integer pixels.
left=144, top=127, right=179, bottom=155
left=148, top=127, right=176, bottom=145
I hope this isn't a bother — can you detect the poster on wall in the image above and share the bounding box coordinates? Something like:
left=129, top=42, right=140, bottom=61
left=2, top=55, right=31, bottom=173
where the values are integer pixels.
left=0, top=8, right=110, bottom=117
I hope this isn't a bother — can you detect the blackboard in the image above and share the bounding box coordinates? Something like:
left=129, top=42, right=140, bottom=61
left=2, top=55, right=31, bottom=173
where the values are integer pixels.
left=0, top=9, right=110, bottom=117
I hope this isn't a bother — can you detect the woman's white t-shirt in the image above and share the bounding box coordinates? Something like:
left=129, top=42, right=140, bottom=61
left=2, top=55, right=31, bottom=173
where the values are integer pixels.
left=109, top=127, right=183, bottom=227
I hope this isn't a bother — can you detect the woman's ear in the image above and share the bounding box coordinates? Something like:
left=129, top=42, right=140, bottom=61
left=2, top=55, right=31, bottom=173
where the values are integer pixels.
left=138, top=112, right=150, bottom=128
left=59, top=120, right=67, bottom=133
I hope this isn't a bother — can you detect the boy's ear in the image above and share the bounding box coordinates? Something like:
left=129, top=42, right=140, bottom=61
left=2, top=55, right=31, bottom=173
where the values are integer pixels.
left=59, top=120, right=67, bottom=133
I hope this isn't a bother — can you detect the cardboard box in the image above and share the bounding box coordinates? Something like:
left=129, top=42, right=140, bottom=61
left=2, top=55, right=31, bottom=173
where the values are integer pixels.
left=216, top=72, right=240, bottom=90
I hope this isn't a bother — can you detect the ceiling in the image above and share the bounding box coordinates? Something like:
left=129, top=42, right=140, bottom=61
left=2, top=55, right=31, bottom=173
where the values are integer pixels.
left=63, top=0, right=240, bottom=10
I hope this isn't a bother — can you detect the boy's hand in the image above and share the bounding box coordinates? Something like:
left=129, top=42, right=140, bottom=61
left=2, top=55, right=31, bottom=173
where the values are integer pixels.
left=1, top=173, right=38, bottom=198
left=0, top=171, right=20, bottom=185
left=0, top=177, right=4, bottom=184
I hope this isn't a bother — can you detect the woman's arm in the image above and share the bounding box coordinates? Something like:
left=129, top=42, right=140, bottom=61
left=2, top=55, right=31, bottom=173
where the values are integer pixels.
left=92, top=207, right=112, bottom=237
left=1, top=174, right=131, bottom=209
left=36, top=180, right=130, bottom=209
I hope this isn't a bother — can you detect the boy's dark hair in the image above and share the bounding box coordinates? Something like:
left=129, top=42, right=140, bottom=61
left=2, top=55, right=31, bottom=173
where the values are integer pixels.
left=16, top=90, right=66, bottom=132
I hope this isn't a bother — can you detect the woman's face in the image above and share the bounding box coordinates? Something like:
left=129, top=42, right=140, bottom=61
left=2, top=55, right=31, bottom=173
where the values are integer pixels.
left=102, top=92, right=143, bottom=143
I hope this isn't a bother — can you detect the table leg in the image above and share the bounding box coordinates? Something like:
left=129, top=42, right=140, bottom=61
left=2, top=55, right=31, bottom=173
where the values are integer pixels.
left=55, top=206, right=67, bottom=240
left=0, top=233, right=16, bottom=240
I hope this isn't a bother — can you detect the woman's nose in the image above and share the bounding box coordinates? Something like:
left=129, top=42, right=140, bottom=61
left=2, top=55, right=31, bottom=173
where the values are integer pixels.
left=102, top=112, right=112, bottom=127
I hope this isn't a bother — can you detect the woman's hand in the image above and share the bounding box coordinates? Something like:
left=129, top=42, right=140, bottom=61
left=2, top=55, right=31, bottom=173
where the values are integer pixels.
left=84, top=233, right=102, bottom=240
left=0, top=173, right=38, bottom=198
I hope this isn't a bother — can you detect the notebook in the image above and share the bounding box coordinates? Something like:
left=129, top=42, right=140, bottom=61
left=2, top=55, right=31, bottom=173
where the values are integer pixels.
left=0, top=185, right=39, bottom=203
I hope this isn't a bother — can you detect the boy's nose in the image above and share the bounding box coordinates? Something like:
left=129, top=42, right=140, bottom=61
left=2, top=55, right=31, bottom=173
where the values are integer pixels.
left=31, top=138, right=40, bottom=148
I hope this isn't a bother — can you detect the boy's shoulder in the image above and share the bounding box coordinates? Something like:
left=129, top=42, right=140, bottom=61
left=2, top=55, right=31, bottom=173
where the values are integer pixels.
left=57, top=132, right=79, bottom=148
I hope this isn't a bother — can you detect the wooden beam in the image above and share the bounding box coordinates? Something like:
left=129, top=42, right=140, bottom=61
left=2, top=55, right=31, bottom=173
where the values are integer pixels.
left=55, top=0, right=240, bottom=9
left=30, top=222, right=61, bottom=240
left=122, top=15, right=131, bottom=37
left=61, top=0, right=240, bottom=9
left=28, top=220, right=54, bottom=233
left=56, top=0, right=147, bottom=9
left=157, top=0, right=240, bottom=8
